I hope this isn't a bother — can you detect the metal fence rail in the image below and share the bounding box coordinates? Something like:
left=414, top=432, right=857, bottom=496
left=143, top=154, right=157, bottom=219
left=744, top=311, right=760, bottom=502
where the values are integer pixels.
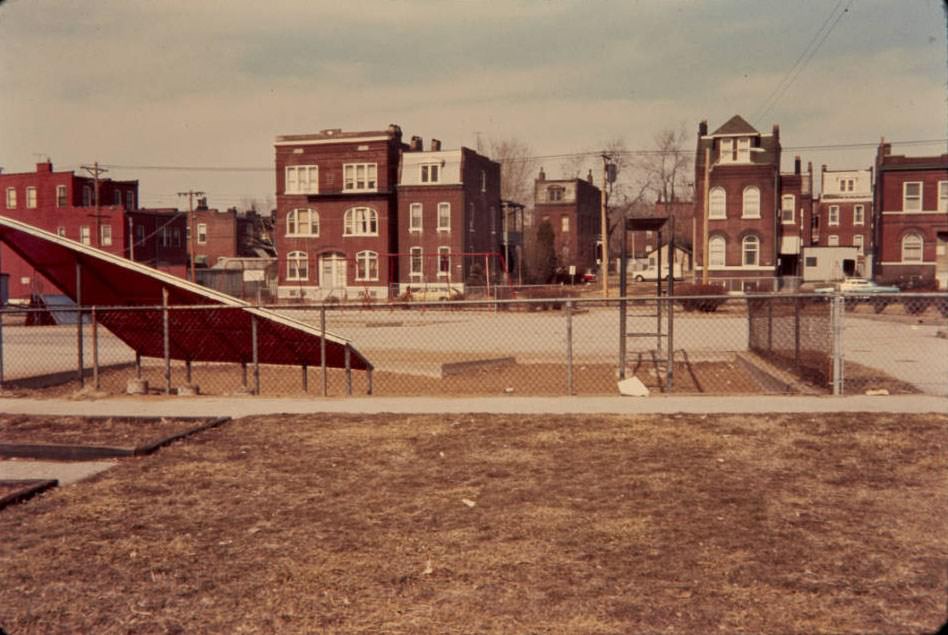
left=0, top=292, right=945, bottom=398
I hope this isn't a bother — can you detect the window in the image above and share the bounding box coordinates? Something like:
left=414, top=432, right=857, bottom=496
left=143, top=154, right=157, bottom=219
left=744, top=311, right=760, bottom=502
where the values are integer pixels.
left=561, top=215, right=570, bottom=232
left=114, top=191, right=122, bottom=205
left=5, top=188, right=16, bottom=209
left=56, top=226, right=66, bottom=237
left=286, top=251, right=308, bottom=280
left=901, top=232, right=923, bottom=262
left=126, top=191, right=135, bottom=209
left=344, top=207, right=378, bottom=236
left=56, top=185, right=67, bottom=207
left=83, top=186, right=92, bottom=206
left=742, top=186, right=760, bottom=218
left=437, top=202, right=451, bottom=231
left=285, top=165, right=318, bottom=194
left=420, top=163, right=440, bottom=184
left=438, top=247, right=451, bottom=277
left=410, top=247, right=423, bottom=278
left=939, top=181, right=948, bottom=212
left=853, top=234, right=864, bottom=254
left=903, top=182, right=922, bottom=212
left=839, top=178, right=854, bottom=192
left=26, top=187, right=37, bottom=209
left=136, top=225, right=145, bottom=244
left=481, top=170, right=487, bottom=192
left=827, top=235, right=839, bottom=247
left=80, top=225, right=91, bottom=245
left=720, top=138, right=734, bottom=163
left=548, top=186, right=565, bottom=202
left=709, top=187, right=726, bottom=219
left=853, top=205, right=865, bottom=226
left=781, top=195, right=795, bottom=223
left=343, top=163, right=377, bottom=191
left=708, top=235, right=726, bottom=267
left=742, top=235, right=759, bottom=266
left=172, top=228, right=181, bottom=247
left=409, top=203, right=423, bottom=232
left=737, top=137, right=750, bottom=162
left=197, top=223, right=208, bottom=244
left=355, top=251, right=379, bottom=281
left=100, top=225, right=112, bottom=246
left=286, top=208, right=319, bottom=236
left=828, top=205, right=840, bottom=226
left=159, top=227, right=170, bottom=247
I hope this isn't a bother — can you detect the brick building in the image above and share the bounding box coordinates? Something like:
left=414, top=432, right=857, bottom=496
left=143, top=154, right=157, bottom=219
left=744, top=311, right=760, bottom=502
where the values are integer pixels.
left=188, top=202, right=274, bottom=269
left=811, top=166, right=873, bottom=276
left=0, top=161, right=187, bottom=301
left=397, top=137, right=502, bottom=292
left=532, top=168, right=602, bottom=278
left=693, top=115, right=782, bottom=290
left=874, top=143, right=948, bottom=288
left=777, top=157, right=814, bottom=277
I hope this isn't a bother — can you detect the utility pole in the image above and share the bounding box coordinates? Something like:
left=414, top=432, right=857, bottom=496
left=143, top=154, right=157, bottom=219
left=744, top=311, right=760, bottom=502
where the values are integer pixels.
left=81, top=162, right=108, bottom=247
left=177, top=190, right=205, bottom=282
left=701, top=147, right=711, bottom=284
left=600, top=153, right=613, bottom=298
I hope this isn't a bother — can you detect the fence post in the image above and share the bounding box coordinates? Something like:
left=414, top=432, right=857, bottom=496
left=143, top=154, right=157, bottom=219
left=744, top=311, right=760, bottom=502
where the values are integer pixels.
left=0, top=307, right=4, bottom=389
left=162, top=288, right=171, bottom=395
left=76, top=261, right=84, bottom=387
left=566, top=300, right=574, bottom=395
left=794, top=295, right=801, bottom=371
left=366, top=367, right=373, bottom=395
left=618, top=293, right=627, bottom=380
left=767, top=295, right=773, bottom=352
left=666, top=294, right=674, bottom=390
left=320, top=306, right=328, bottom=397
left=832, top=293, right=844, bottom=396
left=135, top=352, right=142, bottom=379
left=92, top=306, right=99, bottom=390
left=344, top=344, right=352, bottom=396
left=302, top=364, right=308, bottom=392
left=251, top=315, right=260, bottom=395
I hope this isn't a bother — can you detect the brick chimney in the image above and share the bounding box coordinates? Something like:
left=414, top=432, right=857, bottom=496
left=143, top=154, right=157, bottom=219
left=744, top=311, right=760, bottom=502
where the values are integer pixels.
left=538, top=167, right=546, bottom=181
left=410, top=136, right=423, bottom=152
left=794, top=156, right=801, bottom=175
left=698, top=120, right=708, bottom=136
left=36, top=160, right=53, bottom=173
left=430, top=138, right=442, bottom=152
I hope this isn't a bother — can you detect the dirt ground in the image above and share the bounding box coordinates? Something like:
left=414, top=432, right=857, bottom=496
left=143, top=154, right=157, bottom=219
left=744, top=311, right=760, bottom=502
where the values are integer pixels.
left=0, top=412, right=946, bottom=634
left=0, top=415, right=203, bottom=447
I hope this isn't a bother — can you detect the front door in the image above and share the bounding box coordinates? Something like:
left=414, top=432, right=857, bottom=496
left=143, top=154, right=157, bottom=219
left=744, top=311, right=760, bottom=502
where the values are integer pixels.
left=320, top=253, right=347, bottom=293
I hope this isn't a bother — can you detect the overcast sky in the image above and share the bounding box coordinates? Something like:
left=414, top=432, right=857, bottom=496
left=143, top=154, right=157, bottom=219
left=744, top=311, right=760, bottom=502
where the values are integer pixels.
left=1, top=0, right=946, bottom=208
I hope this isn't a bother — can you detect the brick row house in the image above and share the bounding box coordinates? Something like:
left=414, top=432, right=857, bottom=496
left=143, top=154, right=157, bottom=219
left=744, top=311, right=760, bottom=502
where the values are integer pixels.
left=273, top=126, right=502, bottom=300
left=532, top=168, right=602, bottom=279
left=811, top=167, right=873, bottom=276
left=873, top=143, right=948, bottom=289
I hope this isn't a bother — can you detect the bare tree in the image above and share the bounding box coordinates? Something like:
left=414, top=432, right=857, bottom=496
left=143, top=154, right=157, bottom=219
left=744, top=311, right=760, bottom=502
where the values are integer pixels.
left=639, top=126, right=692, bottom=204
left=601, top=137, right=652, bottom=257
left=486, top=137, right=536, bottom=206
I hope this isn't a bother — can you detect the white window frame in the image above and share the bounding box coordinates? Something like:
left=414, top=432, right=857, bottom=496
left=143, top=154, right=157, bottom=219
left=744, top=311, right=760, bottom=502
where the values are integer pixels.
left=853, top=205, right=865, bottom=226
left=561, top=215, right=570, bottom=232
left=781, top=195, right=795, bottom=224
left=286, top=251, right=309, bottom=281
left=901, top=232, right=923, bottom=263
left=285, top=165, right=318, bottom=194
left=100, top=224, right=113, bottom=246
left=548, top=186, right=565, bottom=202
left=736, top=137, right=750, bottom=162
left=742, top=234, right=759, bottom=267
left=410, top=247, right=423, bottom=279
left=409, top=203, right=423, bottom=232
left=437, top=202, right=451, bottom=231
left=343, top=163, right=377, bottom=192
left=420, top=163, right=440, bottom=184
left=438, top=247, right=451, bottom=278
left=197, top=223, right=208, bottom=244
left=80, top=225, right=91, bottom=246
left=5, top=187, right=16, bottom=209
left=114, top=191, right=122, bottom=205
left=828, top=205, right=840, bottom=226
left=26, top=187, right=37, bottom=209
left=903, top=182, right=922, bottom=212
left=938, top=181, right=948, bottom=213
left=126, top=191, right=135, bottom=209
left=853, top=234, right=864, bottom=255
left=286, top=208, right=319, bottom=237
left=720, top=138, right=734, bottom=164
left=708, top=235, right=726, bottom=267
left=56, top=185, right=67, bottom=207
left=481, top=170, right=487, bottom=192
left=827, top=235, right=839, bottom=247
left=343, top=207, right=379, bottom=236
left=742, top=186, right=760, bottom=219
left=709, top=187, right=726, bottom=219
left=355, top=250, right=379, bottom=282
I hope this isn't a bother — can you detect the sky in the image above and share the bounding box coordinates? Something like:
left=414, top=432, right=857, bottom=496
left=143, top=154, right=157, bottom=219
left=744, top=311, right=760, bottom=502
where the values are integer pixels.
left=1, top=0, right=946, bottom=209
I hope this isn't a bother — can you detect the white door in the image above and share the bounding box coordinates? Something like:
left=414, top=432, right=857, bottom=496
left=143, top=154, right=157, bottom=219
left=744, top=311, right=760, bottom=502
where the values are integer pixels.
left=320, top=253, right=347, bottom=291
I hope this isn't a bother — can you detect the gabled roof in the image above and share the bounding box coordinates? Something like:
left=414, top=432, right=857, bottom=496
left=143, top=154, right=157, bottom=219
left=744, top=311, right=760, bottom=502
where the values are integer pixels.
left=711, top=115, right=758, bottom=136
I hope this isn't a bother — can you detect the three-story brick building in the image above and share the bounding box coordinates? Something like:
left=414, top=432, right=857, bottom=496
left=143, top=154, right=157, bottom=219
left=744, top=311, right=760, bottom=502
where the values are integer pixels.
left=532, top=168, right=602, bottom=279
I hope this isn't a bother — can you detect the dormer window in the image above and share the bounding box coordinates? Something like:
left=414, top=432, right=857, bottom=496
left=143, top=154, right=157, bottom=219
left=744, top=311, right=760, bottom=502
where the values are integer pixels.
left=548, top=186, right=565, bottom=202
left=737, top=137, right=750, bottom=162
left=420, top=163, right=440, bottom=183
left=720, top=137, right=752, bottom=163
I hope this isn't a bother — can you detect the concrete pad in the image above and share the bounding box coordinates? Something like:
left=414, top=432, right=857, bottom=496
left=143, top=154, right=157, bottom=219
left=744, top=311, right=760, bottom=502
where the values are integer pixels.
left=0, top=459, right=116, bottom=485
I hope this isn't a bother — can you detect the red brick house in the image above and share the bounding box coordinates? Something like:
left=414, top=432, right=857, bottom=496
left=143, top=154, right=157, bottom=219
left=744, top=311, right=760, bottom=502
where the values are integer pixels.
left=693, top=116, right=782, bottom=291
left=532, top=168, right=602, bottom=277
left=397, top=138, right=502, bottom=293
left=0, top=161, right=187, bottom=301
left=273, top=126, right=405, bottom=300
left=811, top=166, right=873, bottom=276
left=874, top=143, right=948, bottom=288
left=777, top=157, right=814, bottom=278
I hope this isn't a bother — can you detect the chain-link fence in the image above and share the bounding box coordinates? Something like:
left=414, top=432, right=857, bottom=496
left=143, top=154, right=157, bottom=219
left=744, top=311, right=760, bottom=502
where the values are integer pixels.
left=0, top=292, right=945, bottom=398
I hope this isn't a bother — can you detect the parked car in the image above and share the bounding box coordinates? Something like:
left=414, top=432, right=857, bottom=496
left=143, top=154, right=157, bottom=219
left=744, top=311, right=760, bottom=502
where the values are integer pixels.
left=815, top=278, right=900, bottom=312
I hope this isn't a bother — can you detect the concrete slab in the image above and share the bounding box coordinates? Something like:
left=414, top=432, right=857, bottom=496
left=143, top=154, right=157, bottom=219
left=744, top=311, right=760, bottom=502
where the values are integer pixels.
left=0, top=459, right=115, bottom=485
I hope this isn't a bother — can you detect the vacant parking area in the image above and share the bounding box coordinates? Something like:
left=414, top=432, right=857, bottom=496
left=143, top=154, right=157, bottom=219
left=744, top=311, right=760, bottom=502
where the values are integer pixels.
left=1, top=412, right=946, bottom=634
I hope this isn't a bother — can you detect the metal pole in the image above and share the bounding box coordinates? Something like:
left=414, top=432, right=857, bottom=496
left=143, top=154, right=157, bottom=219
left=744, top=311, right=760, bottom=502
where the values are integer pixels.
left=566, top=300, right=574, bottom=395
left=162, top=288, right=171, bottom=394
left=667, top=216, right=676, bottom=390
left=794, top=295, right=801, bottom=370
left=656, top=231, right=663, bottom=354
left=185, top=359, right=192, bottom=384
left=241, top=362, right=248, bottom=388
left=0, top=307, right=4, bottom=389
left=320, top=306, right=328, bottom=397
left=344, top=344, right=352, bottom=396
left=76, top=261, right=84, bottom=387
left=366, top=367, right=373, bottom=396
left=600, top=156, right=610, bottom=298
left=618, top=213, right=628, bottom=379
left=251, top=315, right=259, bottom=395
left=135, top=352, right=142, bottom=378
left=302, top=364, right=308, bottom=392
left=832, top=293, right=844, bottom=395
left=92, top=306, right=99, bottom=390
left=767, top=296, right=774, bottom=352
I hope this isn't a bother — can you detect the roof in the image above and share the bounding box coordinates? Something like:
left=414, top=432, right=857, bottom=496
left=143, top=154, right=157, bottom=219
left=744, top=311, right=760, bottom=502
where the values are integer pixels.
left=711, top=115, right=759, bottom=136
left=0, top=215, right=370, bottom=371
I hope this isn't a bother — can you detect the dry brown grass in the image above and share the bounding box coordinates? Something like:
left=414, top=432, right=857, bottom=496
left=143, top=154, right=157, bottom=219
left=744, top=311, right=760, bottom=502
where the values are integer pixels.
left=0, top=415, right=203, bottom=447
left=1, top=412, right=946, bottom=634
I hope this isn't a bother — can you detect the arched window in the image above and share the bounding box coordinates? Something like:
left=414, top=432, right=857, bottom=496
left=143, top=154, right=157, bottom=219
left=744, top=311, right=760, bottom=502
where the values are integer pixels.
left=742, top=186, right=760, bottom=218
left=344, top=207, right=378, bottom=236
left=901, top=232, right=923, bottom=262
left=742, top=234, right=760, bottom=266
left=355, top=250, right=379, bottom=281
left=709, top=187, right=726, bottom=219
left=287, top=208, right=318, bottom=236
left=708, top=235, right=726, bottom=267
left=286, top=251, right=308, bottom=281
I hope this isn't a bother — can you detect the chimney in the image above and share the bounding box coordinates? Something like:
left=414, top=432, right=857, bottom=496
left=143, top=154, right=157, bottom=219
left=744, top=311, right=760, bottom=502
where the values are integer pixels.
left=197, top=196, right=208, bottom=210
left=794, top=156, right=801, bottom=175
left=410, top=136, right=423, bottom=152
left=430, top=138, right=442, bottom=152
left=386, top=124, right=402, bottom=140
left=807, top=161, right=812, bottom=175
left=698, top=120, right=708, bottom=136
left=587, top=169, right=594, bottom=185
left=821, top=164, right=827, bottom=174
left=772, top=124, right=780, bottom=142
left=538, top=167, right=546, bottom=181
left=36, top=160, right=53, bottom=173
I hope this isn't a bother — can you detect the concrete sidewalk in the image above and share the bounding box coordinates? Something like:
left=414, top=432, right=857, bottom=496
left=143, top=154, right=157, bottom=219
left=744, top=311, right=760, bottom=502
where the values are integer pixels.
left=0, top=394, right=945, bottom=418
